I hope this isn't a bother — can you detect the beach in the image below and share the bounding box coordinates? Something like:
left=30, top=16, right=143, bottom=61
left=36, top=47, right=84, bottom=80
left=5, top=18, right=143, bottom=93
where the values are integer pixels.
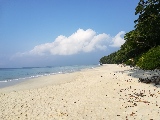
left=0, top=64, right=160, bottom=120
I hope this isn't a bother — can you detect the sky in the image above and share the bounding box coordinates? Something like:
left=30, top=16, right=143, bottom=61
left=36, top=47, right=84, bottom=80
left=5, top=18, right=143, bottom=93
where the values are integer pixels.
left=0, top=0, right=140, bottom=68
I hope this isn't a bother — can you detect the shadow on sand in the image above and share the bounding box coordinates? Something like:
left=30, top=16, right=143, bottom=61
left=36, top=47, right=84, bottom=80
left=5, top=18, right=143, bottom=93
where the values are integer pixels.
left=117, top=66, right=160, bottom=87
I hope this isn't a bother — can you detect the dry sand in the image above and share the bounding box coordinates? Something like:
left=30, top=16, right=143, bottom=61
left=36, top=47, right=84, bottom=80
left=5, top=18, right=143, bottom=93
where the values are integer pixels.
left=0, top=64, right=160, bottom=120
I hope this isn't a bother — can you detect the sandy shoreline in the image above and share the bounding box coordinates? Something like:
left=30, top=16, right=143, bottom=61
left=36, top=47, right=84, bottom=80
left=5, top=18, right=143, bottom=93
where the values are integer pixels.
left=0, top=64, right=160, bottom=119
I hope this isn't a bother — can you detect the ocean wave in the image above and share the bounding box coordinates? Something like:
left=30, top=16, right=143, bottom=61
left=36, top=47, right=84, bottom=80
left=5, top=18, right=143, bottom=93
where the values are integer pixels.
left=0, top=65, right=100, bottom=83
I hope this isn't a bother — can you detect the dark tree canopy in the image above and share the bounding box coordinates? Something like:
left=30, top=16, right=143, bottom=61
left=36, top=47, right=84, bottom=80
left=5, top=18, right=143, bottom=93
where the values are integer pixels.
left=134, top=0, right=160, bottom=48
left=99, top=0, right=160, bottom=69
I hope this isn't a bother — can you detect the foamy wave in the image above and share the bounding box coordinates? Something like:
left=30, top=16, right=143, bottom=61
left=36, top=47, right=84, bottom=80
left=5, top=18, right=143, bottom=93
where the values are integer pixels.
left=0, top=65, right=100, bottom=84
left=0, top=80, right=8, bottom=83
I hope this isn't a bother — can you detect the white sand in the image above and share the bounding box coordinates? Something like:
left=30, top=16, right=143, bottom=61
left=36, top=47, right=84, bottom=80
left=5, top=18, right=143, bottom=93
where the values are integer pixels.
left=0, top=64, right=160, bottom=120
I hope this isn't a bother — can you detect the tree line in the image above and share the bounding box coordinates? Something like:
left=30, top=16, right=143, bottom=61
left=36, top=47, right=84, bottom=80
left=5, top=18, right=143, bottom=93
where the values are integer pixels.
left=100, top=0, right=160, bottom=70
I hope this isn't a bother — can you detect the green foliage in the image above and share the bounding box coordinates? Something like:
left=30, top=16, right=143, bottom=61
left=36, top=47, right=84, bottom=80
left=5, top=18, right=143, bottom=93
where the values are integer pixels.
left=99, top=0, right=160, bottom=70
left=125, top=60, right=134, bottom=66
left=99, top=52, right=117, bottom=64
left=99, top=49, right=130, bottom=64
left=136, top=46, right=160, bottom=70
left=99, top=56, right=108, bottom=64
left=134, top=0, right=160, bottom=48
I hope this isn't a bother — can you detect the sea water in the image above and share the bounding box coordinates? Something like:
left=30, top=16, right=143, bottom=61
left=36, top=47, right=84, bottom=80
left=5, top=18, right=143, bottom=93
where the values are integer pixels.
left=0, top=65, right=100, bottom=88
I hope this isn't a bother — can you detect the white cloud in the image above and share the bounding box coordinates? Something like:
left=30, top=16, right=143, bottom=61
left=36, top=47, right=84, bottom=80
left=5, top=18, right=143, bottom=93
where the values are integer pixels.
left=14, top=29, right=125, bottom=57
left=110, top=31, right=125, bottom=47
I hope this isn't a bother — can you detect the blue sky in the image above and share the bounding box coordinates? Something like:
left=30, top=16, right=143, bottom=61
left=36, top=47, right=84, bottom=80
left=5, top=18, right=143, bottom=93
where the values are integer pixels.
left=0, top=0, right=139, bottom=67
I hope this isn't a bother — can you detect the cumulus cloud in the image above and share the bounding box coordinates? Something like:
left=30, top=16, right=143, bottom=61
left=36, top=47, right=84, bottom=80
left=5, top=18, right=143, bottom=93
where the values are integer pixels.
left=14, top=29, right=125, bottom=57
left=110, top=31, right=125, bottom=47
